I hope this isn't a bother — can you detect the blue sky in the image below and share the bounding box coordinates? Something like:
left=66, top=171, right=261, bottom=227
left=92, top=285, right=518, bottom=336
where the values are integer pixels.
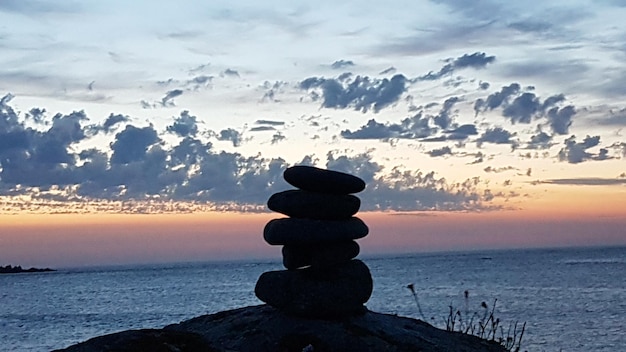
left=1, top=0, right=625, bottom=214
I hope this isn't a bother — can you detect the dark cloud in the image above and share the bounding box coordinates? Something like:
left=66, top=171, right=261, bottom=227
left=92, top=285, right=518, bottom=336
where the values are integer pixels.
left=341, top=111, right=436, bottom=140
left=547, top=105, right=575, bottom=135
left=110, top=125, right=160, bottom=164
left=166, top=111, right=199, bottom=137
left=299, top=74, right=408, bottom=113
left=331, top=60, right=355, bottom=70
left=433, top=96, right=460, bottom=129
left=538, top=177, right=626, bottom=186
left=477, top=127, right=517, bottom=147
left=161, top=89, right=183, bottom=107
left=427, top=146, right=453, bottom=157
left=557, top=135, right=605, bottom=164
left=502, top=92, right=540, bottom=124
left=250, top=126, right=276, bottom=132
left=418, top=52, right=495, bottom=81
left=380, top=67, right=396, bottom=75
left=474, top=83, right=521, bottom=115
left=341, top=119, right=394, bottom=139
left=445, top=124, right=478, bottom=139
left=527, top=131, right=554, bottom=149
left=25, top=107, right=46, bottom=124
left=475, top=84, right=575, bottom=134
left=186, top=75, right=213, bottom=90
left=217, top=128, right=243, bottom=147
left=88, top=113, right=130, bottom=135
left=270, top=132, right=286, bottom=144
left=484, top=166, right=517, bottom=173
left=255, top=120, right=285, bottom=126
left=221, top=69, right=240, bottom=78
left=502, top=92, right=567, bottom=126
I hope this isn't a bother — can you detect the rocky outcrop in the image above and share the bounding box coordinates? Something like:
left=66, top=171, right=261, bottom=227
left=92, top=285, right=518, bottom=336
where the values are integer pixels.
left=0, top=265, right=55, bottom=274
left=57, top=305, right=508, bottom=352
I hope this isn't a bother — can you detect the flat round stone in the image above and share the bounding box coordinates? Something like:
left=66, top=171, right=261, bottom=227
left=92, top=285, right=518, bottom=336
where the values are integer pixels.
left=284, top=166, right=366, bottom=194
left=267, top=190, right=360, bottom=219
left=254, top=259, right=373, bottom=318
left=282, top=241, right=360, bottom=270
left=264, top=217, right=368, bottom=246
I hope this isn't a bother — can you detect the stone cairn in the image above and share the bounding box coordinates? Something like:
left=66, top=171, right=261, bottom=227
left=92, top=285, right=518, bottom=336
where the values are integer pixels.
left=254, top=165, right=373, bottom=319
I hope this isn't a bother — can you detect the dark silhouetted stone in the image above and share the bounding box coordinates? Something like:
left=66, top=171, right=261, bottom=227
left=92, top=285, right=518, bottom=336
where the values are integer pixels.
left=268, top=190, right=360, bottom=219
left=264, top=217, right=368, bottom=246
left=284, top=166, right=366, bottom=194
left=254, top=260, right=373, bottom=318
left=282, top=241, right=360, bottom=270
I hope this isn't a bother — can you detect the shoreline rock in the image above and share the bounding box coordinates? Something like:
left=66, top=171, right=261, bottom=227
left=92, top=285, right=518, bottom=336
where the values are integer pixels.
left=0, top=265, right=55, bottom=274
left=56, top=305, right=509, bottom=352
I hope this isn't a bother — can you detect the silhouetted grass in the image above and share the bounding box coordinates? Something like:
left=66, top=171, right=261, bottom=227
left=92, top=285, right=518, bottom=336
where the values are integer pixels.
left=407, top=285, right=525, bottom=352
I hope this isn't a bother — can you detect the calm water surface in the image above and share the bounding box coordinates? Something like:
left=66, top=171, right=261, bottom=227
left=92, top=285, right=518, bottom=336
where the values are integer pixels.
left=1, top=246, right=624, bottom=351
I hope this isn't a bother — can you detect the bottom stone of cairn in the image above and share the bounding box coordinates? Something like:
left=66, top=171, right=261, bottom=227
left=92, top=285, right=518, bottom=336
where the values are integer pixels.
left=254, top=259, right=373, bottom=318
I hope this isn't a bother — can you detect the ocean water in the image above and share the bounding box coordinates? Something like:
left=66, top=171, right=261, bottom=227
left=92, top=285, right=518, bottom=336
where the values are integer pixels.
left=1, top=246, right=624, bottom=352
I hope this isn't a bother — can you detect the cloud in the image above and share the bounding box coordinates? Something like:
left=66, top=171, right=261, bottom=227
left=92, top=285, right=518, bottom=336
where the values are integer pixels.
left=161, top=89, right=183, bottom=107
left=557, top=135, right=606, bottom=164
left=477, top=127, right=517, bottom=147
left=166, top=111, right=199, bottom=137
left=526, top=131, right=554, bottom=149
left=25, top=107, right=47, bottom=124
left=299, top=74, right=409, bottom=113
left=433, top=96, right=460, bottom=129
left=341, top=119, right=395, bottom=139
left=250, top=126, right=276, bottom=132
left=444, top=124, right=478, bottom=140
left=221, top=69, right=240, bottom=78
left=255, top=119, right=285, bottom=126
left=474, top=84, right=575, bottom=134
left=502, top=92, right=567, bottom=126
left=0, top=96, right=501, bottom=213
left=418, top=52, right=495, bottom=81
left=484, top=166, right=517, bottom=173
left=331, top=60, right=355, bottom=70
left=217, top=128, right=243, bottom=147
left=270, top=132, right=286, bottom=144
left=110, top=125, right=160, bottom=164
left=547, top=105, right=576, bottom=135
left=474, top=83, right=521, bottom=115
left=341, top=111, right=436, bottom=140
left=538, top=177, right=626, bottom=186
left=427, top=146, right=453, bottom=157
left=88, top=113, right=130, bottom=135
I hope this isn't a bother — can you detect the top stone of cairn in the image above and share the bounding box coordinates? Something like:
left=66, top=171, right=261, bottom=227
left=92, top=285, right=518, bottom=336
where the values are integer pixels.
left=284, top=165, right=366, bottom=194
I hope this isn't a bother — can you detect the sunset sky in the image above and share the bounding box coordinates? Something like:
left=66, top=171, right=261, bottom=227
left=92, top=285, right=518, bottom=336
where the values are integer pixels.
left=1, top=0, right=625, bottom=267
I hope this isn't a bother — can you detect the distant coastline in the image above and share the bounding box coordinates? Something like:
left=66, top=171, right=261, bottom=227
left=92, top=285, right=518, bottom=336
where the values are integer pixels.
left=0, top=265, right=55, bottom=274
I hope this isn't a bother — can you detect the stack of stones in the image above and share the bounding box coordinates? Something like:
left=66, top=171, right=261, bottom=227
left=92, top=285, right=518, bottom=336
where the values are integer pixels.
left=254, top=165, right=373, bottom=319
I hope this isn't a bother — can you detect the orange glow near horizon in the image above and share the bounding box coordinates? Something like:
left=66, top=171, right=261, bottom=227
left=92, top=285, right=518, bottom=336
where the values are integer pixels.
left=2, top=190, right=626, bottom=268
left=2, top=183, right=625, bottom=268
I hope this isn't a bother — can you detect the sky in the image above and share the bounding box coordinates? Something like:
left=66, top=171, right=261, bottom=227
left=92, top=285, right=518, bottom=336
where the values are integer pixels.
left=1, top=0, right=625, bottom=267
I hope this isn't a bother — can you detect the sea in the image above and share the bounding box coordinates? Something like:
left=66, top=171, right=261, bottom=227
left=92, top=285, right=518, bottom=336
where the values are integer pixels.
left=1, top=246, right=624, bottom=352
